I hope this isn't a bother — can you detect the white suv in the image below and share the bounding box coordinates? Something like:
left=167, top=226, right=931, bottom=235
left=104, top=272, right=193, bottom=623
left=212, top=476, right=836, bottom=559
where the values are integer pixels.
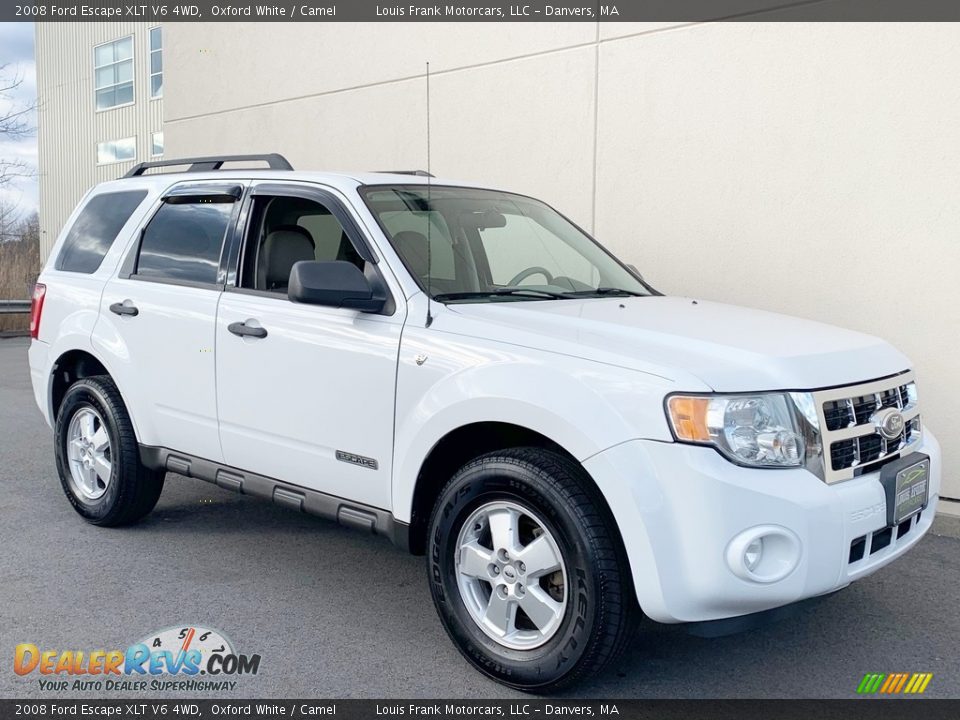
left=28, top=154, right=940, bottom=691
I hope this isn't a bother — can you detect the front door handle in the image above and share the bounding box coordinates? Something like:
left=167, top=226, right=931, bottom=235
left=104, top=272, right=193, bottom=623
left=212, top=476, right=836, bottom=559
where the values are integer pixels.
left=109, top=301, right=139, bottom=317
left=228, top=321, right=268, bottom=339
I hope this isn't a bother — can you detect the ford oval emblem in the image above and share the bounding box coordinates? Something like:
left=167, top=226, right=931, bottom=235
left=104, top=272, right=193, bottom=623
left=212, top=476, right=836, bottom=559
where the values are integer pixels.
left=871, top=407, right=905, bottom=440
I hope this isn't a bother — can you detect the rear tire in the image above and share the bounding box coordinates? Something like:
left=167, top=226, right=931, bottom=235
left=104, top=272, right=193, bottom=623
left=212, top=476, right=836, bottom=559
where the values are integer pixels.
left=55, top=376, right=164, bottom=526
left=426, top=447, right=637, bottom=692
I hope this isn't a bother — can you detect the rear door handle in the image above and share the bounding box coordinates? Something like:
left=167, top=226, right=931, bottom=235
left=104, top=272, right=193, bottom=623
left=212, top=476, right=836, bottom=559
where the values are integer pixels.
left=228, top=321, right=268, bottom=339
left=109, top=301, right=139, bottom=317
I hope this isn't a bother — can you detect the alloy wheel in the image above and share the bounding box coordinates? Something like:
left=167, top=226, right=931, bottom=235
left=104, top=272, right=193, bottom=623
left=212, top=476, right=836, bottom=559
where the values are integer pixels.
left=455, top=500, right=567, bottom=650
left=66, top=407, right=112, bottom=501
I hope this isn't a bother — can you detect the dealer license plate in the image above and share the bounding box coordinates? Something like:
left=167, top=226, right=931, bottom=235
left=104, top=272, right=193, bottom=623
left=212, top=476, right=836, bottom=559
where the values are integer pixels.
left=893, top=459, right=929, bottom=524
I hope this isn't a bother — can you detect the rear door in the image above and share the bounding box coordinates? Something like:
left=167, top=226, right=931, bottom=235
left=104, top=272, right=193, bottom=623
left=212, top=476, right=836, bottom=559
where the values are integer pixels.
left=95, top=182, right=244, bottom=461
left=215, top=182, right=403, bottom=510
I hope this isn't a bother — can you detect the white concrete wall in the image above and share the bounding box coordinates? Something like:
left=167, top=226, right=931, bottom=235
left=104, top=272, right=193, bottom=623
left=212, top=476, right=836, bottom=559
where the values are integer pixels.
left=160, top=22, right=958, bottom=498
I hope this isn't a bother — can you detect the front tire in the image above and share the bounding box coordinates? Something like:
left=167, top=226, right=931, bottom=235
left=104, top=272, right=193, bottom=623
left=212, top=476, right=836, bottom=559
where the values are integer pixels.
left=427, top=448, right=637, bottom=692
left=55, top=376, right=164, bottom=526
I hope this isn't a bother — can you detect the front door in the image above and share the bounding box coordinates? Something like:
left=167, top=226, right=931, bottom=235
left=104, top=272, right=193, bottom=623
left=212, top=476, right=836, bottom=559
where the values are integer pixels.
left=215, top=183, right=403, bottom=510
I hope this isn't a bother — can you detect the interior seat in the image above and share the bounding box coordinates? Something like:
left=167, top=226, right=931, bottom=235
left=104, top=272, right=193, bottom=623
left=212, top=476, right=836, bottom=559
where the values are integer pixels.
left=392, top=230, right=430, bottom=281
left=257, top=225, right=315, bottom=292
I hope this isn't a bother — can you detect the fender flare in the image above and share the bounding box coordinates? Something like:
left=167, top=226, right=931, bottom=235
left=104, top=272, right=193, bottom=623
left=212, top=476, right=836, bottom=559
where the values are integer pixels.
left=47, top=341, right=142, bottom=443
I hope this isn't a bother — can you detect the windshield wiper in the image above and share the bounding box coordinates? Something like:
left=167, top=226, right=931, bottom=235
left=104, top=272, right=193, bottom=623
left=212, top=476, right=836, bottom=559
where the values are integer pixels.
left=569, top=287, right=645, bottom=297
left=433, top=288, right=573, bottom=301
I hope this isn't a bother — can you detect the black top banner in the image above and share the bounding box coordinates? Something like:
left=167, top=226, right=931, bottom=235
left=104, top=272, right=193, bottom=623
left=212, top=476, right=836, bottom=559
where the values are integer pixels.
left=8, top=0, right=960, bottom=22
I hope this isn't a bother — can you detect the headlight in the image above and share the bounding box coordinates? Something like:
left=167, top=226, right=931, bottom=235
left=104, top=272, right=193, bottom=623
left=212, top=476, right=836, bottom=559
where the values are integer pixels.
left=666, top=393, right=814, bottom=468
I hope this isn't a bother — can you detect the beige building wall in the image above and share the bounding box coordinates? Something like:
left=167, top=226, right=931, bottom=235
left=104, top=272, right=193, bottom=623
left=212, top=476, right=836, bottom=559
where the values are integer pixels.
left=36, top=22, right=163, bottom=260
left=164, top=22, right=960, bottom=500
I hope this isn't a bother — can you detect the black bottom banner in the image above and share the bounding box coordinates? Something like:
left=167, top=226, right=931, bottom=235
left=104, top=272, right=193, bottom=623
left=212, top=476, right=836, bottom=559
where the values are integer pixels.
left=3, top=700, right=960, bottom=720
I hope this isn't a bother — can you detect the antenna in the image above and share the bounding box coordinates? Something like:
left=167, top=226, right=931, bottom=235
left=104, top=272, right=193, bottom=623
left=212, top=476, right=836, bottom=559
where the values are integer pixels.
left=425, top=61, right=434, bottom=328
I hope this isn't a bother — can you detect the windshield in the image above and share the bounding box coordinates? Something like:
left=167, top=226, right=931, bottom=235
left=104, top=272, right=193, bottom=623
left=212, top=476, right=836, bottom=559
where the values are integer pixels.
left=360, top=185, right=651, bottom=302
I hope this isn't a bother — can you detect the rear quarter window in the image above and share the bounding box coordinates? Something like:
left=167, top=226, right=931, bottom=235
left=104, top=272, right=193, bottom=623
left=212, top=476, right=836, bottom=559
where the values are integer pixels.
left=55, top=190, right=148, bottom=273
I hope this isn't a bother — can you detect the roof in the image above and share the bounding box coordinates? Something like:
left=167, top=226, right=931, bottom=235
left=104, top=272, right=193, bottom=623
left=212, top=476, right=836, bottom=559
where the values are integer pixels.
left=90, top=153, right=505, bottom=196
left=92, top=169, right=501, bottom=197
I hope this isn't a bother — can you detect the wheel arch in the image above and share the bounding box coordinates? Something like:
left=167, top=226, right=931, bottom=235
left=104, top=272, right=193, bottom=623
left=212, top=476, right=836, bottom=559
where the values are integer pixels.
left=49, top=349, right=139, bottom=441
left=404, top=420, right=620, bottom=559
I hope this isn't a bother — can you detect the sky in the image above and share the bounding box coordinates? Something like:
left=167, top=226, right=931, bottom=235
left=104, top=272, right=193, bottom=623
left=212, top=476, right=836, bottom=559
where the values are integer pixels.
left=0, top=22, right=38, bottom=218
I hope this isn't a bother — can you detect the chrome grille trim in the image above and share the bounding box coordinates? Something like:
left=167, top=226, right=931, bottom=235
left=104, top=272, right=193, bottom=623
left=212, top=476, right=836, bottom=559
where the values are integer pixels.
left=813, top=370, right=921, bottom=484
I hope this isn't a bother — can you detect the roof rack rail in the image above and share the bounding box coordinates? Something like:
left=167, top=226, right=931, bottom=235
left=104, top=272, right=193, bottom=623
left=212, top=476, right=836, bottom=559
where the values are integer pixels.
left=375, top=169, right=435, bottom=177
left=123, top=153, right=293, bottom=178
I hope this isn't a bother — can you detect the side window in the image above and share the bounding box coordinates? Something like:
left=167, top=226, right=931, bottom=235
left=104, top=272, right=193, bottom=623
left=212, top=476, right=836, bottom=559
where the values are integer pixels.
left=238, top=195, right=365, bottom=294
left=134, top=199, right=234, bottom=285
left=56, top=190, right=147, bottom=274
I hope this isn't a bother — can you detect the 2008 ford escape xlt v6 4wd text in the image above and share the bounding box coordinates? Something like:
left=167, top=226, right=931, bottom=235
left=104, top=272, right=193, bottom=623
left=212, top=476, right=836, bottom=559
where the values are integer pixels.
left=29, top=154, right=940, bottom=691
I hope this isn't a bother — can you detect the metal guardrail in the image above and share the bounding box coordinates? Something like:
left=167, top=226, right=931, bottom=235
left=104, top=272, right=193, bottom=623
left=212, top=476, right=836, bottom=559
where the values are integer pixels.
left=0, top=300, right=31, bottom=315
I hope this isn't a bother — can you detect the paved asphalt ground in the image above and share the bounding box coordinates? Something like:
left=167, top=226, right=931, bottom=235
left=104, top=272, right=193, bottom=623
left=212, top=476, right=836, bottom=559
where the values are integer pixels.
left=1, top=336, right=958, bottom=700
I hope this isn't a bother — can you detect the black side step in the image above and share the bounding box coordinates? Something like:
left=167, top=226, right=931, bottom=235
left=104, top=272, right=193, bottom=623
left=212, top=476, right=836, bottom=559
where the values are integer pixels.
left=139, top=445, right=409, bottom=550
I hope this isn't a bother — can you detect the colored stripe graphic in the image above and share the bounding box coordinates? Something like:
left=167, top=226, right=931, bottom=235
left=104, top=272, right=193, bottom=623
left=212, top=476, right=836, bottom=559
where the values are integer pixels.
left=880, top=674, right=897, bottom=693
left=857, top=674, right=885, bottom=694
left=857, top=672, right=932, bottom=694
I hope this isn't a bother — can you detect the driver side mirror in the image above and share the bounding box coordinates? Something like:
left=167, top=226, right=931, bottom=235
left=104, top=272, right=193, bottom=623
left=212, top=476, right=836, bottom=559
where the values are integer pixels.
left=288, top=260, right=385, bottom=313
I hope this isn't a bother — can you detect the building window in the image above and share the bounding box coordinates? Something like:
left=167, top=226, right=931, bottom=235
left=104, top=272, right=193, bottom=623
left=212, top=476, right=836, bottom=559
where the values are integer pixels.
left=149, top=27, right=163, bottom=98
left=97, top=137, right=137, bottom=165
left=151, top=132, right=164, bottom=157
left=94, top=36, right=134, bottom=110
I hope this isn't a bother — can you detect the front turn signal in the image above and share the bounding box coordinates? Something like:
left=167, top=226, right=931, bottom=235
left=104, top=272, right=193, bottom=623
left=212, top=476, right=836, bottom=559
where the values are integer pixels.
left=667, top=396, right=712, bottom=442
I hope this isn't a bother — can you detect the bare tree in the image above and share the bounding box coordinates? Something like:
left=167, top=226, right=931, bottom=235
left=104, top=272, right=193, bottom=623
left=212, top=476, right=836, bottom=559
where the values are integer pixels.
left=0, top=63, right=37, bottom=189
left=18, top=209, right=39, bottom=246
left=0, top=199, right=21, bottom=243
left=0, top=208, right=40, bottom=301
left=0, top=64, right=39, bottom=308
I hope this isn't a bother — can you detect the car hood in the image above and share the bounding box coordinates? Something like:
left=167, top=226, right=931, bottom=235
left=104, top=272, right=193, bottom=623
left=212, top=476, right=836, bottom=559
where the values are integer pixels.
left=445, top=296, right=911, bottom=391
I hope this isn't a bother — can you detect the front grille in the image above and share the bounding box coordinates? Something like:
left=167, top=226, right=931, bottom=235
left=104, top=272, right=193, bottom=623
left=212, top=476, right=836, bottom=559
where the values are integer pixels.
left=813, top=371, right=921, bottom=483
left=822, top=383, right=914, bottom=431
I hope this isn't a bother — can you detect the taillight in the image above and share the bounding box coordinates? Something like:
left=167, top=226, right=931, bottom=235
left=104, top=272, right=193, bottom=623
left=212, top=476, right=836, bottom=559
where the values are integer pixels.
left=29, top=283, right=46, bottom=340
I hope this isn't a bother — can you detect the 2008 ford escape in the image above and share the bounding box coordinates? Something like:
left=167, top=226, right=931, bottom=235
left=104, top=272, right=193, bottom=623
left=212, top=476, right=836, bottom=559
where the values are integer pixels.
left=28, top=154, right=940, bottom=691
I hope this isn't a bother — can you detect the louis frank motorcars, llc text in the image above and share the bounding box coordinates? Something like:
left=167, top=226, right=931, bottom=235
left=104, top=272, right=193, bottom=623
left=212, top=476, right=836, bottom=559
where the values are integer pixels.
left=374, top=4, right=613, bottom=16
left=374, top=704, right=610, bottom=716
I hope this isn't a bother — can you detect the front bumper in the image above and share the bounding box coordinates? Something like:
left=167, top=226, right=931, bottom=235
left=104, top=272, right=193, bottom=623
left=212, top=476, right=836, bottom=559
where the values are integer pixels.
left=583, top=430, right=942, bottom=624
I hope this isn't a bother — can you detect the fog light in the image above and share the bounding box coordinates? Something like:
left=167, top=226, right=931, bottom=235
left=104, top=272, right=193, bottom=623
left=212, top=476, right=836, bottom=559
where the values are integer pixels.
left=726, top=526, right=801, bottom=584
left=744, top=538, right=763, bottom=571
